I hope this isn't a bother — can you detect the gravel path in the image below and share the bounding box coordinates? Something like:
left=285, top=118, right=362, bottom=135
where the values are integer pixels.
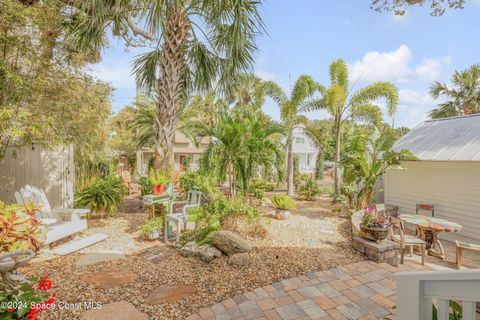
left=22, top=194, right=364, bottom=319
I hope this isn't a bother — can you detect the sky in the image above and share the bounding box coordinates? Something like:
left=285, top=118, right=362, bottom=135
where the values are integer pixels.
left=89, top=0, right=480, bottom=128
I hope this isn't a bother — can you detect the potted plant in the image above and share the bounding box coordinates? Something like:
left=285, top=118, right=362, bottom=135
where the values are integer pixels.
left=271, top=194, right=295, bottom=220
left=138, top=217, right=164, bottom=240
left=360, top=206, right=392, bottom=243
left=149, top=169, right=170, bottom=195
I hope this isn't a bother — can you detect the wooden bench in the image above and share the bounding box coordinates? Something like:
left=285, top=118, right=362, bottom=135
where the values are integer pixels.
left=455, top=240, right=480, bottom=269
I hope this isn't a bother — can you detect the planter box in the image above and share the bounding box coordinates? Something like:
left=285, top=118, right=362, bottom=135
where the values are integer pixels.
left=353, top=236, right=399, bottom=266
left=360, top=225, right=390, bottom=242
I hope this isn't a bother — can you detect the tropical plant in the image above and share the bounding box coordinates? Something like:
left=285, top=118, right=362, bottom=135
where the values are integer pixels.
left=178, top=171, right=219, bottom=202
left=272, top=194, right=296, bottom=210
left=74, top=176, right=126, bottom=217
left=68, top=0, right=265, bottom=170
left=264, top=75, right=320, bottom=196
left=308, top=59, right=398, bottom=198
left=229, top=74, right=268, bottom=112
left=371, top=0, right=465, bottom=16
left=0, top=275, right=57, bottom=320
left=342, top=128, right=416, bottom=209
left=149, top=168, right=170, bottom=186
left=138, top=217, right=164, bottom=237
left=199, top=110, right=284, bottom=196
left=297, top=176, right=321, bottom=200
left=138, top=176, right=153, bottom=196
left=429, top=64, right=480, bottom=119
left=0, top=202, right=41, bottom=253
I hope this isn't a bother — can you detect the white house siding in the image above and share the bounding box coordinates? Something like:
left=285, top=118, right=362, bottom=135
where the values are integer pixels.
left=291, top=126, right=319, bottom=174
left=385, top=161, right=480, bottom=243
left=0, top=144, right=75, bottom=208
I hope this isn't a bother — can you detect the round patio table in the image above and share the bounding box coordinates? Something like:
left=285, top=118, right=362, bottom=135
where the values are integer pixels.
left=398, top=214, right=462, bottom=260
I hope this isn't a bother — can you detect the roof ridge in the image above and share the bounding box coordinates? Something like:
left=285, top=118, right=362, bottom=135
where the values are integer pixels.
left=425, top=113, right=480, bottom=122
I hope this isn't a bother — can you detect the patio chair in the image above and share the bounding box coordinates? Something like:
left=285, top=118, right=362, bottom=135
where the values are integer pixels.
left=15, top=185, right=89, bottom=245
left=455, top=240, right=480, bottom=269
left=390, top=217, right=427, bottom=265
left=164, top=187, right=202, bottom=244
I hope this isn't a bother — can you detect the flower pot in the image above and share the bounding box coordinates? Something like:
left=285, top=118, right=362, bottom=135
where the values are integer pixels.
left=275, top=210, right=290, bottom=220
left=360, top=224, right=389, bottom=243
left=152, top=184, right=165, bottom=195
left=148, top=230, right=160, bottom=240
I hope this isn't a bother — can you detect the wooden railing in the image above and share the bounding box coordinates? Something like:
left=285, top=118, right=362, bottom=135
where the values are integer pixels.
left=392, top=269, right=480, bottom=320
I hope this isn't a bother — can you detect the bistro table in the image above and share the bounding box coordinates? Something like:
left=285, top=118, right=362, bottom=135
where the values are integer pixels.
left=398, top=214, right=462, bottom=260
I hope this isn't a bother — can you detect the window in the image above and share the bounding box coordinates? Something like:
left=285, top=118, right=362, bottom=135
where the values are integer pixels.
left=295, top=137, right=305, bottom=144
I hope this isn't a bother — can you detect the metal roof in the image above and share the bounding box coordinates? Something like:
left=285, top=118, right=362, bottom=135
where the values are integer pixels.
left=393, top=114, right=480, bottom=161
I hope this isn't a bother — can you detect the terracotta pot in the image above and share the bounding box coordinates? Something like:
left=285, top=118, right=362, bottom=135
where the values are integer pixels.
left=152, top=184, right=165, bottom=195
left=360, top=224, right=389, bottom=242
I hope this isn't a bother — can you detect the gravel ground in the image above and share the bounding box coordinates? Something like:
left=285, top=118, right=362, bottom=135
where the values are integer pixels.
left=22, top=194, right=365, bottom=320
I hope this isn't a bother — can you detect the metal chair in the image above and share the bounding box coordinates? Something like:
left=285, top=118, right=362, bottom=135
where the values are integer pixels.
left=164, top=187, right=202, bottom=244
left=390, top=217, right=427, bottom=265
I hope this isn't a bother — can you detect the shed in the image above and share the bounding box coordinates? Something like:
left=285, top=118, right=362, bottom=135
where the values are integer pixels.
left=385, top=114, right=480, bottom=244
left=0, top=144, right=75, bottom=208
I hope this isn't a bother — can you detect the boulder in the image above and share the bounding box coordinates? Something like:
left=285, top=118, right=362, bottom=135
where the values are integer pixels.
left=180, top=241, right=222, bottom=262
left=212, top=230, right=251, bottom=256
left=228, top=252, right=250, bottom=267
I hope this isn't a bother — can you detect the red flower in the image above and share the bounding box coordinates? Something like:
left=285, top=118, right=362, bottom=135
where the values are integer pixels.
left=37, top=276, right=52, bottom=292
left=7, top=308, right=14, bottom=312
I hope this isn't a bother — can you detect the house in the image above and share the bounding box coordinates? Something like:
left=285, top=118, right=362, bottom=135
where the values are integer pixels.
left=135, top=131, right=209, bottom=175
left=291, top=125, right=319, bottom=174
left=384, top=114, right=480, bottom=243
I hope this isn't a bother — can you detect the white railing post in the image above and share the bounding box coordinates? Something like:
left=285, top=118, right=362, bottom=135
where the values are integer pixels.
left=436, top=299, right=450, bottom=320
left=462, top=301, right=476, bottom=320
left=396, top=279, right=432, bottom=320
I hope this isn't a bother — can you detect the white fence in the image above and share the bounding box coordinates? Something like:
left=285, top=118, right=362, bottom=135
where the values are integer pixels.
left=392, top=269, right=480, bottom=320
left=0, top=144, right=74, bottom=208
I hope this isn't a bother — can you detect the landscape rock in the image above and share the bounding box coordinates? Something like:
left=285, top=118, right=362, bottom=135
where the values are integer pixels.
left=80, top=271, right=137, bottom=289
left=228, top=252, right=250, bottom=267
left=145, top=285, right=197, bottom=305
left=81, top=300, right=148, bottom=320
left=180, top=241, right=222, bottom=262
left=212, top=230, right=251, bottom=256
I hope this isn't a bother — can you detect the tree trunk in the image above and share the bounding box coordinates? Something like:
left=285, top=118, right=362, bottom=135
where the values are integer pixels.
left=334, top=120, right=342, bottom=198
left=154, top=7, right=190, bottom=171
left=287, top=139, right=295, bottom=196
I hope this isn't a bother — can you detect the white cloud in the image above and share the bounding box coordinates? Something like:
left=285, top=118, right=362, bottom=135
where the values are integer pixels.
left=395, top=89, right=438, bottom=127
left=349, top=45, right=413, bottom=83
left=255, top=70, right=276, bottom=81
left=349, top=45, right=452, bottom=84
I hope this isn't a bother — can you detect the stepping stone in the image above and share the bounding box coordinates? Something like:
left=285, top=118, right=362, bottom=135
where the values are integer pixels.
left=81, top=300, right=148, bottom=320
left=53, top=233, right=107, bottom=255
left=77, top=251, right=126, bottom=266
left=146, top=285, right=197, bottom=305
left=80, top=271, right=137, bottom=289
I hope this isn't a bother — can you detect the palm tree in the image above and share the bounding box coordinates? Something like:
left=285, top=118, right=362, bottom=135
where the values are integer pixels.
left=229, top=74, right=267, bottom=112
left=200, top=110, right=284, bottom=196
left=309, top=59, right=398, bottom=198
left=67, top=0, right=264, bottom=169
left=264, top=75, right=319, bottom=196
left=429, top=64, right=480, bottom=119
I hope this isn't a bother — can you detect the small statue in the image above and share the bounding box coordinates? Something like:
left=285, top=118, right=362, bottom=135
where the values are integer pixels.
left=0, top=250, right=35, bottom=290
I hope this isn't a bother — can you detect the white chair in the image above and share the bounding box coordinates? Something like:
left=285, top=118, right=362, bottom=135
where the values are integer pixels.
left=15, top=185, right=89, bottom=245
left=164, top=188, right=202, bottom=244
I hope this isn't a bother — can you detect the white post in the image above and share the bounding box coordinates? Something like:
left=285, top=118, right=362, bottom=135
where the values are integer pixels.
left=396, top=279, right=432, bottom=320
left=436, top=299, right=449, bottom=320
left=461, top=301, right=476, bottom=320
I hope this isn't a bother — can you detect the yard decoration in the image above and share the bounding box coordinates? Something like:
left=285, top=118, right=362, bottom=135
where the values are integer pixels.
left=272, top=195, right=295, bottom=220
left=359, top=205, right=392, bottom=243
left=149, top=169, right=170, bottom=194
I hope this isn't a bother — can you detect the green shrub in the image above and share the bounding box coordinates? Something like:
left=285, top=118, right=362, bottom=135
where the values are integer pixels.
left=74, top=176, right=126, bottom=217
left=297, top=176, right=321, bottom=200
left=138, top=217, right=164, bottom=236
left=179, top=171, right=219, bottom=201
left=272, top=194, right=296, bottom=210
left=318, top=185, right=334, bottom=196
left=250, top=178, right=275, bottom=191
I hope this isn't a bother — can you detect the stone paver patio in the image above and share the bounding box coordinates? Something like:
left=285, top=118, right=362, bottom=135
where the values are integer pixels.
left=187, top=260, right=428, bottom=320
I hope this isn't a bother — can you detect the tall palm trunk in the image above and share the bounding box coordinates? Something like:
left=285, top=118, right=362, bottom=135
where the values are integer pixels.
left=287, top=136, right=295, bottom=196
left=154, top=7, right=190, bottom=170
left=334, top=119, right=342, bottom=198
